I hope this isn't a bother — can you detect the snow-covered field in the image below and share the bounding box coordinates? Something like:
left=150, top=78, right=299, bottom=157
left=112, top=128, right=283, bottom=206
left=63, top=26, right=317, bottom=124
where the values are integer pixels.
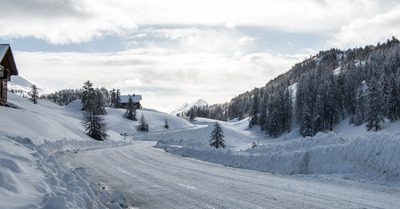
left=1, top=91, right=400, bottom=208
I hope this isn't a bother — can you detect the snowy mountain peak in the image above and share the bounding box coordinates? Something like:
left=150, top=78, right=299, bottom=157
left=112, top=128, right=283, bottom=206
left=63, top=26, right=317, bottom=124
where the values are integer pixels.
left=171, top=99, right=209, bottom=115
left=193, top=99, right=209, bottom=107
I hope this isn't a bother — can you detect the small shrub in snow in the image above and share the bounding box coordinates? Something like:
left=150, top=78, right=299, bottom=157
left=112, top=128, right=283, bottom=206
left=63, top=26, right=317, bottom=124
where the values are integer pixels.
left=252, top=142, right=258, bottom=148
left=138, top=114, right=149, bottom=132
left=164, top=119, right=169, bottom=129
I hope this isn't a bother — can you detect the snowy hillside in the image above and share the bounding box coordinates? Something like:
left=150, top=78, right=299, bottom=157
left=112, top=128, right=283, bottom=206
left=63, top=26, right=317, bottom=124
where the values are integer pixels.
left=8, top=76, right=52, bottom=97
left=170, top=99, right=209, bottom=116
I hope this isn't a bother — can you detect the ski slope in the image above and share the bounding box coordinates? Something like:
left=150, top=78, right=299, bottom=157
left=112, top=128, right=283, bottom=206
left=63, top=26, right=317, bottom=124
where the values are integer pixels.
left=69, top=141, right=400, bottom=209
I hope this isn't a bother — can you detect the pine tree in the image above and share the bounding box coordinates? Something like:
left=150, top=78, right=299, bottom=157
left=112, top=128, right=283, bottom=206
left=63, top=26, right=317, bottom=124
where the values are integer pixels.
left=123, top=96, right=137, bottom=121
left=188, top=108, right=196, bottom=122
left=82, top=107, right=108, bottom=141
left=94, top=88, right=107, bottom=115
left=353, top=87, right=366, bottom=126
left=387, top=74, right=400, bottom=121
left=110, top=88, right=116, bottom=107
left=81, top=80, right=94, bottom=110
left=249, top=88, right=259, bottom=127
left=115, top=89, right=122, bottom=108
left=365, top=77, right=385, bottom=131
left=282, top=89, right=292, bottom=133
left=81, top=81, right=108, bottom=141
left=300, top=103, right=314, bottom=137
left=138, top=114, right=149, bottom=132
left=29, top=85, right=39, bottom=104
left=313, top=95, right=324, bottom=134
left=210, top=122, right=225, bottom=149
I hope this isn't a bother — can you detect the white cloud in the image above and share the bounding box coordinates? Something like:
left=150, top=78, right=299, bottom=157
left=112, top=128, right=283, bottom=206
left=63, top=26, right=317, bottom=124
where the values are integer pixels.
left=111, top=79, right=143, bottom=90
left=225, top=22, right=236, bottom=29
left=1, top=0, right=396, bottom=44
left=0, top=0, right=137, bottom=44
left=329, top=5, right=400, bottom=48
left=14, top=48, right=304, bottom=109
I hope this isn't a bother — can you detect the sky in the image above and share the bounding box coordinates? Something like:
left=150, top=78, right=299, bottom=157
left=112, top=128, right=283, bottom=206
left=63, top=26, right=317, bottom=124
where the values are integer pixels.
left=1, top=0, right=400, bottom=112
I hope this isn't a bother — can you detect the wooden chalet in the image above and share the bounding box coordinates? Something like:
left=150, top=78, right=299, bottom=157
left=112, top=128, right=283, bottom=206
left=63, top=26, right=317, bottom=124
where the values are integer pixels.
left=120, top=94, right=142, bottom=109
left=0, top=44, right=19, bottom=106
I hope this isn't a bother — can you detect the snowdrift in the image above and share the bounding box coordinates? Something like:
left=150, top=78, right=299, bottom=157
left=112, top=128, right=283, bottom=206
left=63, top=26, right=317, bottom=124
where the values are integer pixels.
left=0, top=136, right=111, bottom=209
left=156, top=126, right=400, bottom=184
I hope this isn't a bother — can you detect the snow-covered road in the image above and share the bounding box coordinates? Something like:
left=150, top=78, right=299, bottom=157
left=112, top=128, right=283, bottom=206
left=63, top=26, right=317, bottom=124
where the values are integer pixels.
left=68, top=141, right=400, bottom=209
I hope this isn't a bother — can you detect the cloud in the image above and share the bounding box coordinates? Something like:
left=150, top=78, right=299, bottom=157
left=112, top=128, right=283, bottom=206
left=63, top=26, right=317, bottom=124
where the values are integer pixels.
left=14, top=48, right=304, bottom=109
left=1, top=0, right=396, bottom=44
left=0, top=0, right=137, bottom=44
left=329, top=5, right=400, bottom=48
left=111, top=79, right=143, bottom=90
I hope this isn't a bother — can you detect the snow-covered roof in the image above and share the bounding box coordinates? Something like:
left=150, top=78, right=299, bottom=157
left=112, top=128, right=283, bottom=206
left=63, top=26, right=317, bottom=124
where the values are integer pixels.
left=0, top=44, right=18, bottom=75
left=120, top=94, right=142, bottom=103
left=0, top=44, right=10, bottom=62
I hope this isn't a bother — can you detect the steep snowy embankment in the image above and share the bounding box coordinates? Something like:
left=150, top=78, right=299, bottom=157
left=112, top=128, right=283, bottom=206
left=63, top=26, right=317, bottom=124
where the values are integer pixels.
left=155, top=117, right=400, bottom=186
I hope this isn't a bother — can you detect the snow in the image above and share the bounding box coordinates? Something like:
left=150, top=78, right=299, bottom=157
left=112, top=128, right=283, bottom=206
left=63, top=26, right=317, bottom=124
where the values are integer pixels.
left=170, top=99, right=209, bottom=115
left=70, top=141, right=400, bottom=208
left=333, top=66, right=341, bottom=75
left=9, top=75, right=53, bottom=96
left=0, top=92, right=192, bottom=208
left=1, top=88, right=400, bottom=208
left=155, top=117, right=400, bottom=186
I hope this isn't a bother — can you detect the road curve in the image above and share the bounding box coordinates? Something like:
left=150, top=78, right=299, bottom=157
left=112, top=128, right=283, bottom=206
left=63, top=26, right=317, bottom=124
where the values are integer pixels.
left=68, top=141, right=400, bottom=209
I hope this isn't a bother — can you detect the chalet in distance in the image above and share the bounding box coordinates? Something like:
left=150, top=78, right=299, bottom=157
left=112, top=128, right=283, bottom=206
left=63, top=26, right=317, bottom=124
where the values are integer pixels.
left=0, top=44, right=19, bottom=106
left=120, top=94, right=142, bottom=109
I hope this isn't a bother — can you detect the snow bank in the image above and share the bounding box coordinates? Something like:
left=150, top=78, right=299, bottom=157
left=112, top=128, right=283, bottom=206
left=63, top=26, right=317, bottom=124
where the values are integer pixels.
left=156, top=131, right=400, bottom=182
left=0, top=93, right=139, bottom=208
left=0, top=135, right=133, bottom=209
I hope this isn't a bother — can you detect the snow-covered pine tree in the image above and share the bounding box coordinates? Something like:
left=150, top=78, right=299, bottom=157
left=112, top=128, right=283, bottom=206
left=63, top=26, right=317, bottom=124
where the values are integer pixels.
left=267, top=108, right=280, bottom=138
left=188, top=108, right=196, bottom=122
left=249, top=88, right=259, bottom=128
left=94, top=88, right=107, bottom=115
left=387, top=73, right=400, bottom=121
left=123, top=96, right=137, bottom=121
left=82, top=107, right=108, bottom=141
left=313, top=95, right=324, bottom=134
left=110, top=89, right=116, bottom=107
left=282, top=89, right=292, bottom=133
left=258, top=90, right=268, bottom=131
left=81, top=81, right=108, bottom=141
left=353, top=87, right=366, bottom=126
left=210, top=122, right=225, bottom=149
left=29, top=85, right=39, bottom=104
left=81, top=80, right=94, bottom=110
left=300, top=103, right=314, bottom=137
left=138, top=114, right=149, bottom=132
left=365, top=77, right=385, bottom=131
left=115, top=89, right=122, bottom=108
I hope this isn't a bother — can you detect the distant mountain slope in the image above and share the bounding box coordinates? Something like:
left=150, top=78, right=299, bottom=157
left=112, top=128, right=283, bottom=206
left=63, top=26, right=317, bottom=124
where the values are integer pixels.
left=8, top=76, right=52, bottom=97
left=193, top=37, right=400, bottom=138
left=171, top=99, right=209, bottom=115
